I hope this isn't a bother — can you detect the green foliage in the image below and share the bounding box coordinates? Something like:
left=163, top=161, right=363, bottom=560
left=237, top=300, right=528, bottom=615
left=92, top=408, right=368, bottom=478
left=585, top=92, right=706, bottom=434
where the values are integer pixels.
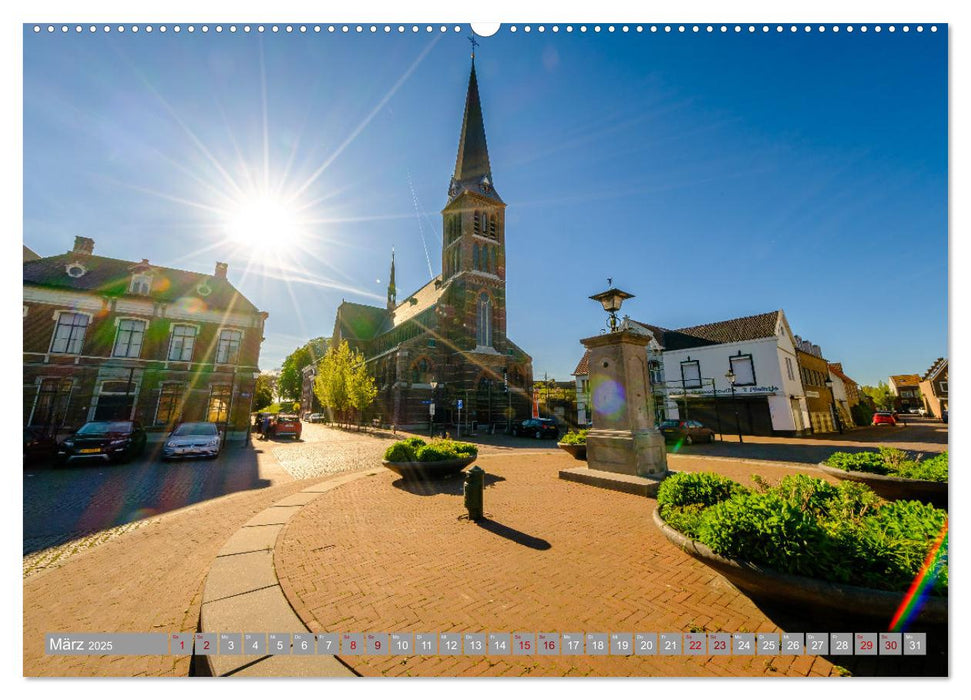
left=384, top=442, right=417, bottom=462
left=658, top=471, right=948, bottom=596
left=384, top=438, right=478, bottom=463
left=313, top=340, right=376, bottom=426
left=851, top=402, right=874, bottom=427
left=861, top=381, right=896, bottom=411
left=252, top=373, right=276, bottom=412
left=279, top=337, right=329, bottom=401
left=825, top=451, right=890, bottom=475
left=560, top=429, right=589, bottom=445
left=825, top=449, right=948, bottom=482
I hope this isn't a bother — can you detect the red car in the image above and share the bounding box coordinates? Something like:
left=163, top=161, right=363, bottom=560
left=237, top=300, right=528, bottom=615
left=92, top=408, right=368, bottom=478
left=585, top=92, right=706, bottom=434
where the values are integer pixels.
left=872, top=412, right=897, bottom=426
left=270, top=414, right=302, bottom=439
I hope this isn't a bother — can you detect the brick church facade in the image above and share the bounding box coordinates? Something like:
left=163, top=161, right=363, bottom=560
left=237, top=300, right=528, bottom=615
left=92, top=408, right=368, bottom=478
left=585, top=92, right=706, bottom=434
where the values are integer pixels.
left=330, top=60, right=533, bottom=430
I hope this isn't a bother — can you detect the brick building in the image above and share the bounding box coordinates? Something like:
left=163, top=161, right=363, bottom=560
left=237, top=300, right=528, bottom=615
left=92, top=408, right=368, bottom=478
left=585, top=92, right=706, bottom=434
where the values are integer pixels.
left=919, top=357, right=948, bottom=419
left=794, top=338, right=841, bottom=433
left=23, top=236, right=267, bottom=439
left=889, top=374, right=923, bottom=412
left=329, top=60, right=533, bottom=429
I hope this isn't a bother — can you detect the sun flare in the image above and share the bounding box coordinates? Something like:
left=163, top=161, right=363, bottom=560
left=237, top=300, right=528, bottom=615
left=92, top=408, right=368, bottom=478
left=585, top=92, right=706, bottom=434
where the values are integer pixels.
left=225, top=194, right=306, bottom=253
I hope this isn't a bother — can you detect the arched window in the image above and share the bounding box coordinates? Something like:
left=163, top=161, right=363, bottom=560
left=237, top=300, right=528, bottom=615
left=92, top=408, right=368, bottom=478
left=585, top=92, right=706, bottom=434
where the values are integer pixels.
left=477, top=292, right=492, bottom=347
left=490, top=215, right=497, bottom=237
left=412, top=358, right=432, bottom=384
left=473, top=211, right=481, bottom=235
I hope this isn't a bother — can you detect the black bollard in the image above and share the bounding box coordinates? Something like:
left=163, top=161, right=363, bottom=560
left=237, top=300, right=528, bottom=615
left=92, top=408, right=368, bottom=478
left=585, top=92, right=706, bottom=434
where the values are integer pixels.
left=463, top=466, right=485, bottom=521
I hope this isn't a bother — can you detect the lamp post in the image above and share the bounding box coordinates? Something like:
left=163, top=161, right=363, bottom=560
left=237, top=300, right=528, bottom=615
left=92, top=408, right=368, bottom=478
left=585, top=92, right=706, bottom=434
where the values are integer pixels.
left=589, top=278, right=634, bottom=333
left=726, top=370, right=743, bottom=444
left=429, top=380, right=438, bottom=437
left=824, top=377, right=843, bottom=434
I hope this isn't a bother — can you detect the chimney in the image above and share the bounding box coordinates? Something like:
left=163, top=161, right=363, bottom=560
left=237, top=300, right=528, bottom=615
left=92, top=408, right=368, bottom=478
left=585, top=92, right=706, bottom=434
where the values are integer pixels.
left=73, top=236, right=94, bottom=255
left=214, top=262, right=228, bottom=280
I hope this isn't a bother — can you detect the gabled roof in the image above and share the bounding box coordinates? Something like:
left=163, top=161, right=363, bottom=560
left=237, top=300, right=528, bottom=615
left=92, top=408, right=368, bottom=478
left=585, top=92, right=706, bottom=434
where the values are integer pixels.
left=573, top=350, right=590, bottom=376
left=334, top=301, right=390, bottom=341
left=890, top=374, right=922, bottom=388
left=828, top=363, right=858, bottom=387
left=23, top=252, right=259, bottom=314
left=391, top=275, right=443, bottom=328
left=628, top=310, right=782, bottom=351
left=921, top=357, right=947, bottom=382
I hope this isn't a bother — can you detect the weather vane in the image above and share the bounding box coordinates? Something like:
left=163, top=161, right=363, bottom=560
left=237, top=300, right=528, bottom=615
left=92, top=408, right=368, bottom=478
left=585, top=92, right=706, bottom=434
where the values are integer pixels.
left=468, top=34, right=479, bottom=60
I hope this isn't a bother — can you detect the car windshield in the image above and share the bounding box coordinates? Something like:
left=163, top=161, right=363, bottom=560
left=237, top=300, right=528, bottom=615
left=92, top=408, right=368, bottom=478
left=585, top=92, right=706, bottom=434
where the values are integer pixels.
left=172, top=423, right=217, bottom=436
left=76, top=421, right=132, bottom=435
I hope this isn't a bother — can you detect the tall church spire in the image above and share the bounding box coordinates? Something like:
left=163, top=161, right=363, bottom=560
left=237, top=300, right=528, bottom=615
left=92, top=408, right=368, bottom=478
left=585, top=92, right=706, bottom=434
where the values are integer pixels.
left=386, top=248, right=396, bottom=311
left=448, top=58, right=501, bottom=203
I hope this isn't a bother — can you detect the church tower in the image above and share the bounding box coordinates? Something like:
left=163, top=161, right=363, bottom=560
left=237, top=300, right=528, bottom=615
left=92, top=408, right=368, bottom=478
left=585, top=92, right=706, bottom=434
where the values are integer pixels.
left=441, top=59, right=508, bottom=353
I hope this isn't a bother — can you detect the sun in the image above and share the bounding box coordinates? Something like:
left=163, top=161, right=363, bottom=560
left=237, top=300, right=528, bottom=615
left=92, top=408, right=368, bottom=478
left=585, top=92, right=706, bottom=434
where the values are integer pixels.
left=225, top=194, right=306, bottom=253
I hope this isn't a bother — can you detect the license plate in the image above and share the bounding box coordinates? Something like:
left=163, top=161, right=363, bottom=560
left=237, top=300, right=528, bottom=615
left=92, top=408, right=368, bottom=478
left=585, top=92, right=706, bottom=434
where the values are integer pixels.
left=79, top=447, right=101, bottom=454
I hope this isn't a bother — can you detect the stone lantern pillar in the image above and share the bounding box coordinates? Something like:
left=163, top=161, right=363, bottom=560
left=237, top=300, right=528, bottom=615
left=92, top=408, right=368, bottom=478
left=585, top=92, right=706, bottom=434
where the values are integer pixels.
left=581, top=329, right=668, bottom=478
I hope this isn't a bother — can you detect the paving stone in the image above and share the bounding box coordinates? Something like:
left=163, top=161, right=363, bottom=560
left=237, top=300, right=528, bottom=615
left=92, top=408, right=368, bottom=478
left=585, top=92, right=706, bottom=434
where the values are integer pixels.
left=205, top=550, right=278, bottom=602
left=244, top=506, right=302, bottom=527
left=218, top=524, right=284, bottom=556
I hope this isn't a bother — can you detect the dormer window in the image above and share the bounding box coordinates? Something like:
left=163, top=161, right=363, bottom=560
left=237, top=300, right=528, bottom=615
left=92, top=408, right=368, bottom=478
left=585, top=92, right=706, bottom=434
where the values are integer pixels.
left=129, top=273, right=152, bottom=296
left=65, top=262, right=87, bottom=278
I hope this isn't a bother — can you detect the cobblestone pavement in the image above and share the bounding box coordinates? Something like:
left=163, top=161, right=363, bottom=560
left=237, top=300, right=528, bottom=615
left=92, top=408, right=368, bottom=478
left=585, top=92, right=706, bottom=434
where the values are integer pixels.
left=275, top=452, right=946, bottom=678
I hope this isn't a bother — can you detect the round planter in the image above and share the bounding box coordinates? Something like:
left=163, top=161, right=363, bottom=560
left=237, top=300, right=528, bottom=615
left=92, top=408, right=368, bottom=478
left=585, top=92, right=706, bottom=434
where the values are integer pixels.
left=817, top=463, right=948, bottom=509
left=557, top=442, right=587, bottom=460
left=652, top=509, right=947, bottom=625
left=381, top=456, right=476, bottom=480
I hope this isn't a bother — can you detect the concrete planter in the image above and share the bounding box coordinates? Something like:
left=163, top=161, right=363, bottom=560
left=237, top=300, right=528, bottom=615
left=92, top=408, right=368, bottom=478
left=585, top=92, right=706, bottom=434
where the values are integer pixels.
left=817, top=463, right=948, bottom=509
left=557, top=442, right=587, bottom=460
left=653, top=509, right=947, bottom=625
left=381, top=456, right=476, bottom=480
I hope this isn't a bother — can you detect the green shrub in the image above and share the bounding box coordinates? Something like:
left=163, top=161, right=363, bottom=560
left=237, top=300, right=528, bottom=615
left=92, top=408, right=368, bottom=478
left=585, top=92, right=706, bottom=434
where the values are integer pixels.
left=383, top=441, right=417, bottom=462
left=825, top=449, right=948, bottom=482
left=851, top=402, right=874, bottom=427
left=657, top=471, right=749, bottom=509
left=825, top=451, right=889, bottom=474
left=404, top=437, right=427, bottom=449
left=414, top=438, right=478, bottom=462
left=449, top=441, right=478, bottom=457
left=560, top=429, right=589, bottom=445
left=658, top=471, right=948, bottom=596
left=896, top=452, right=948, bottom=482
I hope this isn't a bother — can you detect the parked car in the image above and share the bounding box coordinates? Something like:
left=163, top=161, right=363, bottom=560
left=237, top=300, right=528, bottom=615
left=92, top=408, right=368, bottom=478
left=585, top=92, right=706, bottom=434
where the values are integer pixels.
left=308, top=413, right=325, bottom=423
left=512, top=418, right=559, bottom=439
left=23, top=426, right=58, bottom=465
left=659, top=419, right=715, bottom=444
left=872, top=411, right=897, bottom=426
left=270, top=414, right=302, bottom=439
left=57, top=420, right=147, bottom=464
left=163, top=422, right=223, bottom=460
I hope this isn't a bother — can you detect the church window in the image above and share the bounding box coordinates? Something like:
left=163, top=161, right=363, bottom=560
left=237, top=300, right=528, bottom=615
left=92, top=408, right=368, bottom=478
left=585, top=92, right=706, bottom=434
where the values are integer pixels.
left=474, top=211, right=481, bottom=235
left=473, top=244, right=480, bottom=270
left=490, top=247, right=496, bottom=273
left=490, top=215, right=497, bottom=237
left=412, top=358, right=432, bottom=384
left=477, top=292, right=492, bottom=347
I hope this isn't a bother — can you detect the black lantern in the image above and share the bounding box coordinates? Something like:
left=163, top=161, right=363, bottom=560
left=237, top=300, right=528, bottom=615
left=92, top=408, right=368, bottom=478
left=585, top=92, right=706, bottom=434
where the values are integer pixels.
left=589, top=279, right=634, bottom=332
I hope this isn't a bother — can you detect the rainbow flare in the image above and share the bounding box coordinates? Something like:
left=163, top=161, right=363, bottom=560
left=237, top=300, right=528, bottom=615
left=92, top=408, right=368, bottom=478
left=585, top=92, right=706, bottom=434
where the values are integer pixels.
left=888, top=520, right=948, bottom=632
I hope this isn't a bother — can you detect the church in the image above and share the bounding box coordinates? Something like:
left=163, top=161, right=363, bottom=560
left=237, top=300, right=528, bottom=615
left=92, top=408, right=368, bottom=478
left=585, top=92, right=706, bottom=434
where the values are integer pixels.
left=329, top=58, right=533, bottom=430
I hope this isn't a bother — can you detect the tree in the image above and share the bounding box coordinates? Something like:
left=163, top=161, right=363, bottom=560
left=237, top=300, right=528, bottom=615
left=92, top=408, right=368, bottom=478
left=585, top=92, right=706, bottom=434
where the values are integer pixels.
left=314, top=340, right=377, bottom=428
left=861, top=381, right=895, bottom=411
left=253, top=373, right=275, bottom=411
left=278, top=337, right=328, bottom=400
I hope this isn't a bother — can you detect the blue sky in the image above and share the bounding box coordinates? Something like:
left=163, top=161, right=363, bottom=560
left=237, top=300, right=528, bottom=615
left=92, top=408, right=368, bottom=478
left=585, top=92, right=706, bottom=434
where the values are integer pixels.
left=23, top=24, right=947, bottom=386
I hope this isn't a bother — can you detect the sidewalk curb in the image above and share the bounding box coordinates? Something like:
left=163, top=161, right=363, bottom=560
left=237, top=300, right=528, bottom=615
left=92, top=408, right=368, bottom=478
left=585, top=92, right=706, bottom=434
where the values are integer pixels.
left=199, top=469, right=380, bottom=677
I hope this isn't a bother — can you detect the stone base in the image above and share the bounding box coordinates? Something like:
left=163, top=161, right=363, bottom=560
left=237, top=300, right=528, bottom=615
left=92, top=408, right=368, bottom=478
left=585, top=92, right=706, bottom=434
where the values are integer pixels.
left=558, top=466, right=670, bottom=498
left=586, top=428, right=668, bottom=478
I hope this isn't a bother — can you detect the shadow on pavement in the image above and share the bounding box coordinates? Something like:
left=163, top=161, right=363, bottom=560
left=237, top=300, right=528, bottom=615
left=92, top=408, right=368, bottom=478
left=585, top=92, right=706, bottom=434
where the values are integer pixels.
left=392, top=472, right=506, bottom=497
left=474, top=517, right=551, bottom=550
left=746, top=598, right=947, bottom=677
left=23, top=440, right=271, bottom=556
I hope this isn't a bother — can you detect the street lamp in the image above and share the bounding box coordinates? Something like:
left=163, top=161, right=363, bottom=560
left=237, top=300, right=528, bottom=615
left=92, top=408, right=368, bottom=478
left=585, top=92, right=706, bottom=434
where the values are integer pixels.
left=824, top=377, right=843, bottom=434
left=429, top=380, right=438, bottom=437
left=725, top=369, right=743, bottom=444
left=589, top=278, right=634, bottom=332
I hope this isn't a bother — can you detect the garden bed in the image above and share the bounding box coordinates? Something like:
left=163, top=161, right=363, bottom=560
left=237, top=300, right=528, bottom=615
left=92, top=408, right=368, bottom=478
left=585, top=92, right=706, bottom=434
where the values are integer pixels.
left=381, top=437, right=478, bottom=480
left=820, top=449, right=947, bottom=508
left=557, top=430, right=589, bottom=460
left=653, top=471, right=947, bottom=625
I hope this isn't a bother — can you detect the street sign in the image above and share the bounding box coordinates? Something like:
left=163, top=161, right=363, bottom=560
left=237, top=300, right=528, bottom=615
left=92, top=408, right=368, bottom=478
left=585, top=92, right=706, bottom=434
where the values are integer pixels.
left=457, top=399, right=463, bottom=409
left=429, top=402, right=436, bottom=416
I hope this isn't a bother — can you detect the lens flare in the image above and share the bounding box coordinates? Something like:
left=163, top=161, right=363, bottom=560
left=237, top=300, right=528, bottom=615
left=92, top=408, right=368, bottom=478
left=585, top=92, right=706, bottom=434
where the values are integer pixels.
left=591, top=376, right=626, bottom=420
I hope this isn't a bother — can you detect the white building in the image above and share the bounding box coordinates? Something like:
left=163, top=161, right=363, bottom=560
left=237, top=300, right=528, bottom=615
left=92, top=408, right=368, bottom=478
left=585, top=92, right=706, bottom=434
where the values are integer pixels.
left=574, top=310, right=812, bottom=436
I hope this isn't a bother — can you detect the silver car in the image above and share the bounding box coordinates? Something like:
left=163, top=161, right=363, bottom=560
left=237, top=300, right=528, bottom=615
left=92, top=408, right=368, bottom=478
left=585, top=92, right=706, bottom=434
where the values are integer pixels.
left=163, top=422, right=223, bottom=460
